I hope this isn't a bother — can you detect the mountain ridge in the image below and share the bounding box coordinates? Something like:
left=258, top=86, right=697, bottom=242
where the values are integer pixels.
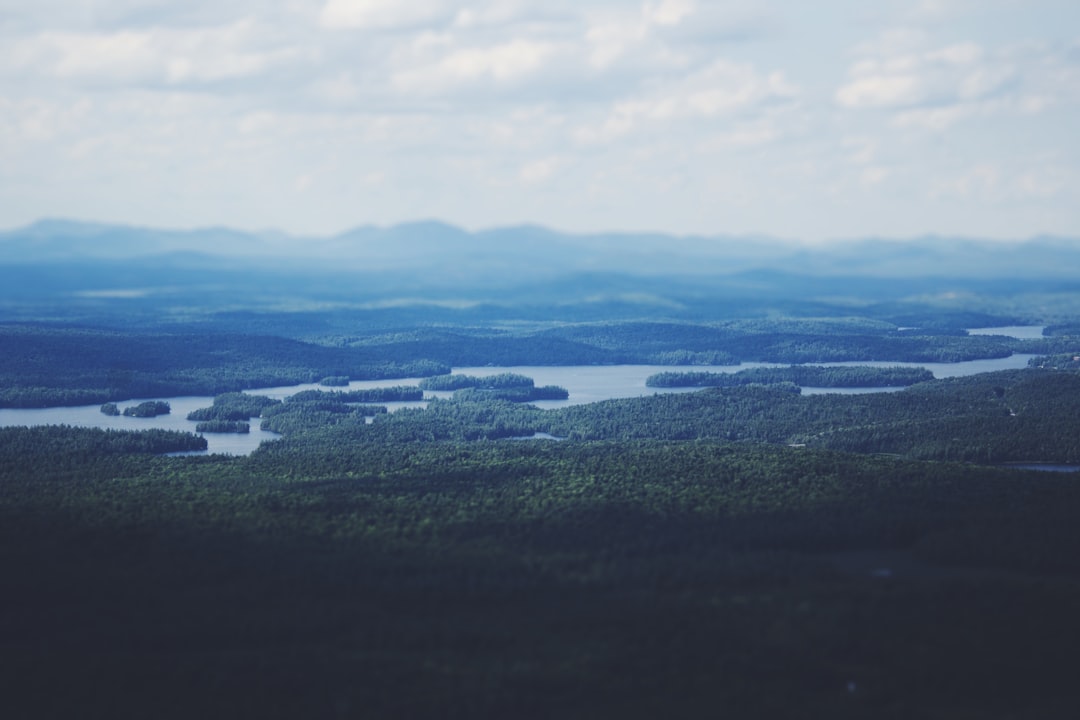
left=2, top=218, right=1079, bottom=280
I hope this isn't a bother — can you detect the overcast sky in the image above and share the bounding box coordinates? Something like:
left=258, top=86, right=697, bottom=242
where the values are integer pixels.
left=1, top=0, right=1078, bottom=240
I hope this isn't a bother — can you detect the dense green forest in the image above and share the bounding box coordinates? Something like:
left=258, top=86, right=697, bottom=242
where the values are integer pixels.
left=121, top=400, right=171, bottom=417
left=419, top=372, right=537, bottom=391
left=0, top=425, right=207, bottom=460
left=0, top=324, right=449, bottom=408
left=3, top=281, right=1080, bottom=719
left=186, top=392, right=282, bottom=422
left=194, top=420, right=250, bottom=434
left=646, top=365, right=935, bottom=388
left=3, top=421, right=1080, bottom=718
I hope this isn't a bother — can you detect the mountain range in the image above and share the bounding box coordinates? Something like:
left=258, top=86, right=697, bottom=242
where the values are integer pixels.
left=4, top=219, right=1079, bottom=280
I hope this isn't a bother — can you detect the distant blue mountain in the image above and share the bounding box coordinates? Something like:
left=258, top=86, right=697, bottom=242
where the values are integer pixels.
left=1, top=218, right=1078, bottom=280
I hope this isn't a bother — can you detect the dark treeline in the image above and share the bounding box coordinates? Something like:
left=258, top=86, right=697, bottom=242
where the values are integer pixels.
left=1, top=386, right=116, bottom=408
left=259, top=390, right=391, bottom=436
left=194, top=420, right=250, bottom=434
left=533, top=320, right=1051, bottom=363
left=453, top=385, right=570, bottom=403
left=0, top=324, right=449, bottom=408
left=288, top=387, right=423, bottom=403
left=122, top=400, right=171, bottom=418
left=0, top=426, right=205, bottom=465
left=419, top=372, right=536, bottom=391
left=1045, top=322, right=1080, bottom=338
left=1031, top=353, right=1080, bottom=371
left=646, top=365, right=935, bottom=388
left=187, top=392, right=282, bottom=422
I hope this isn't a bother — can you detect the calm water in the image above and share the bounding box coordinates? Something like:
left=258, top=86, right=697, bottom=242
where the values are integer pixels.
left=0, top=395, right=281, bottom=455
left=0, top=353, right=1043, bottom=455
left=966, top=325, right=1046, bottom=340
left=813, top=354, right=1037, bottom=380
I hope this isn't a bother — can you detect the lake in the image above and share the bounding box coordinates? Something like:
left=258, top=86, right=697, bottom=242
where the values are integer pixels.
left=0, top=395, right=282, bottom=456
left=966, top=325, right=1046, bottom=340
left=0, top=353, right=1041, bottom=455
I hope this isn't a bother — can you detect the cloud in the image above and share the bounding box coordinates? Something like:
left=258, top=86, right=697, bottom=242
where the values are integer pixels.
left=646, top=0, right=696, bottom=26
left=578, top=59, right=797, bottom=144
left=392, top=38, right=557, bottom=93
left=584, top=0, right=699, bottom=70
left=836, top=71, right=923, bottom=109
left=519, top=156, right=567, bottom=184
left=909, top=0, right=969, bottom=21
left=6, top=20, right=304, bottom=88
left=836, top=41, right=1003, bottom=111
left=319, top=0, right=452, bottom=31
left=833, top=31, right=1080, bottom=135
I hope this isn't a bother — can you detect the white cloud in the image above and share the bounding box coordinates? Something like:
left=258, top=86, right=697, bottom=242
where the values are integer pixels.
left=892, top=104, right=972, bottom=131
left=836, top=73, right=923, bottom=108
left=294, top=173, right=314, bottom=192
left=836, top=41, right=1000, bottom=110
left=579, top=59, right=796, bottom=144
left=910, top=0, right=966, bottom=21
left=320, top=0, right=450, bottom=30
left=860, top=166, right=891, bottom=186
left=6, top=20, right=303, bottom=87
left=584, top=0, right=698, bottom=70
left=0, top=96, right=91, bottom=142
left=643, top=0, right=696, bottom=27
left=519, top=156, right=566, bottom=184
left=391, top=38, right=556, bottom=93
left=932, top=163, right=1001, bottom=199
left=927, top=159, right=1072, bottom=205
left=833, top=32, right=1080, bottom=137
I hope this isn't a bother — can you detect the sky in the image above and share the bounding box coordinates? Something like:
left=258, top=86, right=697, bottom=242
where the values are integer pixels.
left=1, top=0, right=1078, bottom=241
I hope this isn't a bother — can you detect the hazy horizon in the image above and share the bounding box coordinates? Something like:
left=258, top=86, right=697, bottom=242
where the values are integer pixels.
left=3, top=215, right=1078, bottom=247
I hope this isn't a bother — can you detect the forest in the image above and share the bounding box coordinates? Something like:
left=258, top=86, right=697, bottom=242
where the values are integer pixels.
left=3, top=317, right=1078, bottom=409
left=646, top=365, right=935, bottom=388
left=3, top=265, right=1080, bottom=719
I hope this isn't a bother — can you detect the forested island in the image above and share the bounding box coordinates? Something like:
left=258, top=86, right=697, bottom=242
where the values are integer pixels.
left=646, top=365, right=935, bottom=388
left=418, top=373, right=569, bottom=401
left=419, top=372, right=536, bottom=390
left=121, top=400, right=171, bottom=418
left=186, top=392, right=282, bottom=422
